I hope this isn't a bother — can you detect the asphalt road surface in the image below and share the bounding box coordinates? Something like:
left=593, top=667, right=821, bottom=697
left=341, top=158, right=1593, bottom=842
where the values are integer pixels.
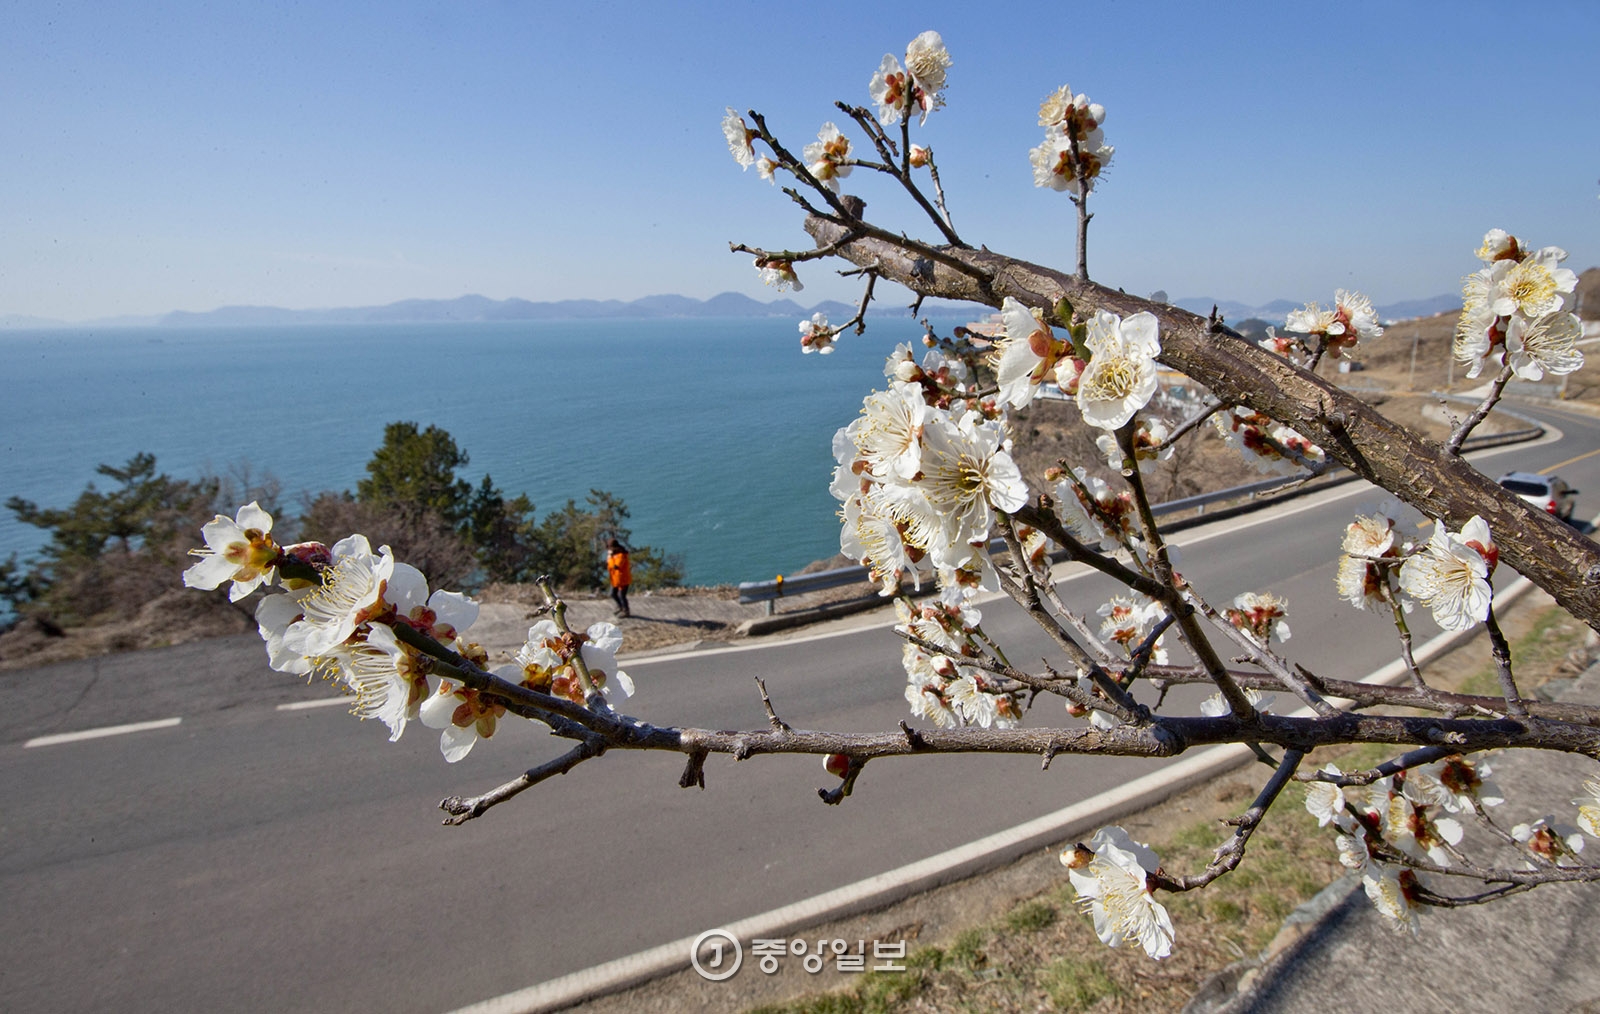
left=4, top=404, right=1596, bottom=1013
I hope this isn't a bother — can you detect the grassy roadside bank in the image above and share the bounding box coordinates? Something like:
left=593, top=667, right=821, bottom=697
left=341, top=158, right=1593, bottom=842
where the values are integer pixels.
left=560, top=588, right=1596, bottom=1014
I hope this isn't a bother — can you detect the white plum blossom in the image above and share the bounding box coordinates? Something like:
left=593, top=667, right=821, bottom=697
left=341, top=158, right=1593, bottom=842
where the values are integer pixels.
left=1505, top=311, right=1585, bottom=381
left=1283, top=289, right=1382, bottom=358
left=1095, top=418, right=1170, bottom=475
left=869, top=32, right=950, bottom=126
left=1336, top=513, right=1400, bottom=611
left=755, top=257, right=802, bottom=292
left=1476, top=228, right=1520, bottom=263
left=1363, top=863, right=1422, bottom=937
left=1304, top=765, right=1352, bottom=829
left=420, top=678, right=505, bottom=763
left=869, top=54, right=912, bottom=125
left=1513, top=817, right=1586, bottom=863
left=1054, top=468, right=1137, bottom=551
left=384, top=563, right=479, bottom=644
left=1212, top=408, right=1323, bottom=477
left=799, top=312, right=836, bottom=355
left=255, top=588, right=312, bottom=675
left=840, top=491, right=923, bottom=596
left=922, top=410, right=1029, bottom=543
left=1385, top=793, right=1464, bottom=866
left=282, top=536, right=397, bottom=657
left=1098, top=595, right=1167, bottom=662
left=1076, top=309, right=1162, bottom=430
left=905, top=683, right=958, bottom=728
left=1336, top=824, right=1421, bottom=936
left=1199, top=686, right=1275, bottom=718
left=1226, top=591, right=1291, bottom=644
left=947, top=674, right=1020, bottom=729
left=1038, top=85, right=1104, bottom=133
left=722, top=107, right=756, bottom=168
left=1062, top=826, right=1175, bottom=959
left=183, top=501, right=280, bottom=601
left=1487, top=246, right=1577, bottom=319
left=1455, top=232, right=1580, bottom=377
left=342, top=622, right=433, bottom=742
left=1398, top=516, right=1496, bottom=632
left=853, top=381, right=929, bottom=482
left=510, top=619, right=634, bottom=704
left=803, top=122, right=852, bottom=191
left=1404, top=754, right=1503, bottom=816
left=993, top=297, right=1073, bottom=409
left=1574, top=779, right=1600, bottom=839
left=1031, top=82, right=1112, bottom=196
left=896, top=599, right=1018, bottom=728
left=1030, top=124, right=1113, bottom=196
left=903, top=32, right=951, bottom=99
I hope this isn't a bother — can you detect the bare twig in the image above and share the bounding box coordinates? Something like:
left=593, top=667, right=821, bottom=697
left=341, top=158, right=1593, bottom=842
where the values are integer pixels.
left=1446, top=363, right=1514, bottom=454
left=439, top=737, right=605, bottom=825
left=754, top=676, right=791, bottom=732
left=1153, top=749, right=1304, bottom=891
left=1484, top=605, right=1529, bottom=718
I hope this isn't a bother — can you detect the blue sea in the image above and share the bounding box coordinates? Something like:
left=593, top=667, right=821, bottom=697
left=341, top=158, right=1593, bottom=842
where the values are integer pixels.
left=0, top=316, right=965, bottom=587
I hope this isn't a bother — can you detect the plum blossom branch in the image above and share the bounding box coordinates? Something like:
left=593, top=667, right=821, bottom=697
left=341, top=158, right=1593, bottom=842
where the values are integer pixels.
left=1189, top=591, right=1337, bottom=718
left=1115, top=422, right=1257, bottom=721
left=834, top=101, right=964, bottom=247
left=1152, top=749, right=1304, bottom=892
left=1446, top=362, right=1515, bottom=455
left=439, top=737, right=606, bottom=825
left=1484, top=605, right=1529, bottom=718
left=995, top=515, right=1147, bottom=724
left=1295, top=746, right=1458, bottom=787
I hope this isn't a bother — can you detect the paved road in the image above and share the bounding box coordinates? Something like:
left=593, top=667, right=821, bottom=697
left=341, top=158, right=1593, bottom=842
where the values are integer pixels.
left=3, top=404, right=1596, bottom=1014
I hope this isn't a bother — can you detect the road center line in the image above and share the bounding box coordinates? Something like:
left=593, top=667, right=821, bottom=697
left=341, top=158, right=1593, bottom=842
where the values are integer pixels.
left=24, top=716, right=182, bottom=748
left=276, top=697, right=349, bottom=711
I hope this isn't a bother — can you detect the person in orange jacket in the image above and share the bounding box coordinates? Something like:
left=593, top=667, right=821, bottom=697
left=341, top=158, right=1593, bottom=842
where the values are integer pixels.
left=606, top=538, right=631, bottom=618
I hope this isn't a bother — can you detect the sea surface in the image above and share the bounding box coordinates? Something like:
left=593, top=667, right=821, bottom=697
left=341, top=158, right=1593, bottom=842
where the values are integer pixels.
left=0, top=316, right=966, bottom=588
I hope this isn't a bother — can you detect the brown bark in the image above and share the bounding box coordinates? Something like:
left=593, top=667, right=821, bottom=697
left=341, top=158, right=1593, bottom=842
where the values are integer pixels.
left=803, top=212, right=1600, bottom=632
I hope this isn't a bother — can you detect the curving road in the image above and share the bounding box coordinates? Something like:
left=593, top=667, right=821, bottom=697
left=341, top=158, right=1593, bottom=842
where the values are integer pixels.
left=3, top=403, right=1597, bottom=1013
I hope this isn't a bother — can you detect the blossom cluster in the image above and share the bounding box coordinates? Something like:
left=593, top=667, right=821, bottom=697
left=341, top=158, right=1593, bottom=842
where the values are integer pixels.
left=868, top=31, right=951, bottom=127
left=898, top=599, right=1022, bottom=729
left=1030, top=85, right=1113, bottom=196
left=832, top=341, right=1025, bottom=601
left=1456, top=229, right=1585, bottom=380
left=1283, top=289, right=1383, bottom=359
left=993, top=298, right=1164, bottom=430
left=1334, top=511, right=1497, bottom=632
left=183, top=503, right=632, bottom=763
left=1211, top=407, right=1325, bottom=477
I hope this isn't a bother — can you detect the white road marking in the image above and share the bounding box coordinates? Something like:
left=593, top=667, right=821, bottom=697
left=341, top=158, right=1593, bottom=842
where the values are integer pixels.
left=276, top=697, right=349, bottom=711
left=24, top=716, right=182, bottom=748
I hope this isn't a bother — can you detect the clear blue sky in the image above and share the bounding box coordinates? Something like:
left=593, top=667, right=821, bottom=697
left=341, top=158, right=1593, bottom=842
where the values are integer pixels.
left=5, top=1, right=1597, bottom=322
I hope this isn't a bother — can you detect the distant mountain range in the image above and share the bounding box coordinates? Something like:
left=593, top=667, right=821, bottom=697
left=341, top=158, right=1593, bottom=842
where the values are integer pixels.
left=3, top=290, right=1464, bottom=330
left=1170, top=293, right=1461, bottom=325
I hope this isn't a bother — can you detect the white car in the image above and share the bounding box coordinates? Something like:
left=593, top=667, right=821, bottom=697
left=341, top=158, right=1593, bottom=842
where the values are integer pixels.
left=1497, top=471, right=1579, bottom=521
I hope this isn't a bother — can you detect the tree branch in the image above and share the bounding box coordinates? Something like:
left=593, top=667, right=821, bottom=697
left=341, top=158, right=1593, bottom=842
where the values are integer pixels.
left=797, top=218, right=1600, bottom=633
